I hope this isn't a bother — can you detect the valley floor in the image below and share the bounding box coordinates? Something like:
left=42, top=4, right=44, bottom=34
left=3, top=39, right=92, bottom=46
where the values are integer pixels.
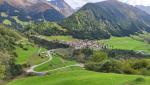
left=6, top=35, right=150, bottom=85
left=100, top=37, right=150, bottom=54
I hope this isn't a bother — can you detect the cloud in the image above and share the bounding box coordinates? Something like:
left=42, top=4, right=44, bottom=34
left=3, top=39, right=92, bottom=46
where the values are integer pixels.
left=48, top=0, right=150, bottom=9
left=64, top=0, right=106, bottom=9
left=64, top=0, right=87, bottom=9
left=125, top=0, right=150, bottom=6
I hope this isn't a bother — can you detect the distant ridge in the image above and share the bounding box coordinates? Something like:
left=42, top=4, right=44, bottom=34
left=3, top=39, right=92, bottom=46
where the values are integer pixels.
left=0, top=0, right=74, bottom=26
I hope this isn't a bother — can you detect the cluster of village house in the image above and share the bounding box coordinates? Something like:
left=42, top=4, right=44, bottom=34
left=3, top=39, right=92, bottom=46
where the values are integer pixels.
left=66, top=40, right=103, bottom=49
left=37, top=35, right=108, bottom=50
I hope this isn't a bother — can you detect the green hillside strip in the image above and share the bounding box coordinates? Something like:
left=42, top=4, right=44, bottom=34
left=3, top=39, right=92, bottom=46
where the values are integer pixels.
left=12, top=16, right=29, bottom=25
left=0, top=25, right=23, bottom=81
left=15, top=35, right=47, bottom=65
left=34, top=54, right=77, bottom=72
left=42, top=35, right=78, bottom=41
left=7, top=70, right=150, bottom=85
left=101, top=37, right=150, bottom=54
left=3, top=19, right=11, bottom=25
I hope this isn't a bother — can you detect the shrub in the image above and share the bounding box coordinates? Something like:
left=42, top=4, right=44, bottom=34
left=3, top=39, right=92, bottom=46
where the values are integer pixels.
left=23, top=47, right=28, bottom=51
left=132, top=60, right=149, bottom=70
left=85, top=62, right=101, bottom=71
left=90, top=51, right=108, bottom=62
left=134, top=77, right=145, bottom=82
left=99, top=59, right=123, bottom=73
left=125, top=77, right=145, bottom=85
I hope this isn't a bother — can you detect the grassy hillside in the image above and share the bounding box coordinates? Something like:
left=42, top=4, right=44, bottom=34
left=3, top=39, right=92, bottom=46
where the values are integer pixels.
left=0, top=25, right=22, bottom=81
left=15, top=44, right=39, bottom=64
left=101, top=37, right=150, bottom=54
left=7, top=70, right=150, bottom=85
left=15, top=40, right=47, bottom=65
left=26, top=48, right=48, bottom=66
left=40, top=35, right=78, bottom=42
left=3, top=19, right=11, bottom=25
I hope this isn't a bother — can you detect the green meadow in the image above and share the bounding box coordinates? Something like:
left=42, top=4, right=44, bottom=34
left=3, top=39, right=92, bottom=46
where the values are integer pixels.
left=3, top=19, right=11, bottom=25
left=101, top=37, right=150, bottom=54
left=15, top=39, right=46, bottom=65
left=15, top=44, right=39, bottom=64
left=7, top=70, right=150, bottom=85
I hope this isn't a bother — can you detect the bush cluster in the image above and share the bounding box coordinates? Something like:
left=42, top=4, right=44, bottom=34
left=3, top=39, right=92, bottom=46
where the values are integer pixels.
left=72, top=48, right=150, bottom=76
left=0, top=25, right=22, bottom=79
left=85, top=58, right=150, bottom=75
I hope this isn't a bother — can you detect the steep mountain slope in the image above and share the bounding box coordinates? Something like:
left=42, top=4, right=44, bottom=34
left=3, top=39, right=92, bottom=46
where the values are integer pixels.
left=136, top=5, right=150, bottom=15
left=0, top=0, right=64, bottom=26
left=0, top=24, right=22, bottom=81
left=49, top=0, right=74, bottom=17
left=60, top=0, right=150, bottom=39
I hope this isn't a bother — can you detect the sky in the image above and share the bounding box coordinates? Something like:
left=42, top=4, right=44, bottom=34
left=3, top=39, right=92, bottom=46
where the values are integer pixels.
left=48, top=0, right=150, bottom=9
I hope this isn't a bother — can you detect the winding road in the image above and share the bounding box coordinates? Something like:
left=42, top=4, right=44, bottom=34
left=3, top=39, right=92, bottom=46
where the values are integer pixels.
left=26, top=50, right=84, bottom=76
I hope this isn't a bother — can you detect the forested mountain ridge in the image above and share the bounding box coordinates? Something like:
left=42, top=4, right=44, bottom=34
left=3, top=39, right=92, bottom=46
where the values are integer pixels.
left=60, top=0, right=150, bottom=39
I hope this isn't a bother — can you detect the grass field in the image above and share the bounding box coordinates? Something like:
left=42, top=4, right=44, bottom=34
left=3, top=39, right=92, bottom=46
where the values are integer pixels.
left=7, top=70, right=150, bottom=85
left=26, top=48, right=47, bottom=66
left=34, top=54, right=77, bottom=72
left=14, top=36, right=48, bottom=65
left=15, top=44, right=39, bottom=64
left=101, top=37, right=150, bottom=54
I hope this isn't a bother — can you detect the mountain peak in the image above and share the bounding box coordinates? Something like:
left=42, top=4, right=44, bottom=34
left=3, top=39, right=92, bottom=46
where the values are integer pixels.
left=0, top=0, right=65, bottom=23
left=49, top=0, right=74, bottom=17
left=0, top=0, right=74, bottom=16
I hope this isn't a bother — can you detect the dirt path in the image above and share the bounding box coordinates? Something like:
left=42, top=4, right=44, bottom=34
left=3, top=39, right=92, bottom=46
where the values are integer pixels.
left=26, top=50, right=53, bottom=76
left=26, top=50, right=84, bottom=76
